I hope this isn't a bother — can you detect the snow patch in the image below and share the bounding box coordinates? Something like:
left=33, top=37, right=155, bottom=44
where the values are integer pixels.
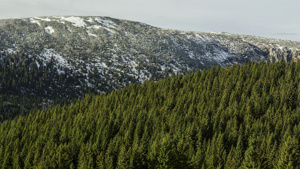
left=36, top=61, right=40, bottom=68
left=210, top=32, right=222, bottom=35
left=102, top=20, right=113, bottom=27
left=102, top=62, right=108, bottom=68
left=57, top=69, right=65, bottom=75
left=160, top=64, right=166, bottom=71
left=94, top=17, right=116, bottom=28
left=6, top=48, right=17, bottom=54
left=194, top=34, right=206, bottom=43
left=214, top=49, right=232, bottom=62
left=188, top=51, right=195, bottom=59
left=1, top=45, right=18, bottom=55
left=60, top=16, right=86, bottom=27
left=86, top=18, right=94, bottom=23
left=104, top=28, right=115, bottom=34
left=86, top=30, right=97, bottom=37
left=30, top=18, right=41, bottom=26
left=44, top=26, right=55, bottom=34
left=88, top=25, right=102, bottom=29
left=67, top=26, right=72, bottom=32
left=88, top=25, right=115, bottom=34
left=39, top=49, right=72, bottom=69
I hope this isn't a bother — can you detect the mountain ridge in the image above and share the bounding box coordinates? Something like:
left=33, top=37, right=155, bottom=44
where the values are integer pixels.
left=0, top=16, right=299, bottom=120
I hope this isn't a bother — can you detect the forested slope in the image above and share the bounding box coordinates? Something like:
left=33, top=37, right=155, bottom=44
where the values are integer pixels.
left=1, top=60, right=300, bottom=168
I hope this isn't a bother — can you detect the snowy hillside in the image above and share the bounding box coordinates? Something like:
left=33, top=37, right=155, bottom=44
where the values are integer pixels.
left=0, top=16, right=299, bottom=100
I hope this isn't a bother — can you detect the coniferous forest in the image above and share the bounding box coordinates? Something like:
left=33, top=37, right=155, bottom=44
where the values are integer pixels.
left=1, top=60, right=300, bottom=168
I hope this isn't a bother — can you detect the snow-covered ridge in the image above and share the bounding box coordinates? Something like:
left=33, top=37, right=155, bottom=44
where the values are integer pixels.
left=29, top=16, right=118, bottom=36
left=0, top=15, right=299, bottom=98
left=29, top=16, right=117, bottom=29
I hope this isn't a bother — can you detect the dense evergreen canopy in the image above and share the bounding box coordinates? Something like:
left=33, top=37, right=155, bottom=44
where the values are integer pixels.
left=1, top=60, right=300, bottom=168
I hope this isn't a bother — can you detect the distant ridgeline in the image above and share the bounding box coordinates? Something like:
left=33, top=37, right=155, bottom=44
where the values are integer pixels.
left=0, top=16, right=300, bottom=121
left=0, top=61, right=300, bottom=168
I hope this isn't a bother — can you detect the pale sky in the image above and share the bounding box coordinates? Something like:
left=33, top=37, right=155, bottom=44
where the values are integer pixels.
left=1, top=0, right=299, bottom=41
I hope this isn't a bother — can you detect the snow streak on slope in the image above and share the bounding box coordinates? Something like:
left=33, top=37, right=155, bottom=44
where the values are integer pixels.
left=30, top=18, right=41, bottom=26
